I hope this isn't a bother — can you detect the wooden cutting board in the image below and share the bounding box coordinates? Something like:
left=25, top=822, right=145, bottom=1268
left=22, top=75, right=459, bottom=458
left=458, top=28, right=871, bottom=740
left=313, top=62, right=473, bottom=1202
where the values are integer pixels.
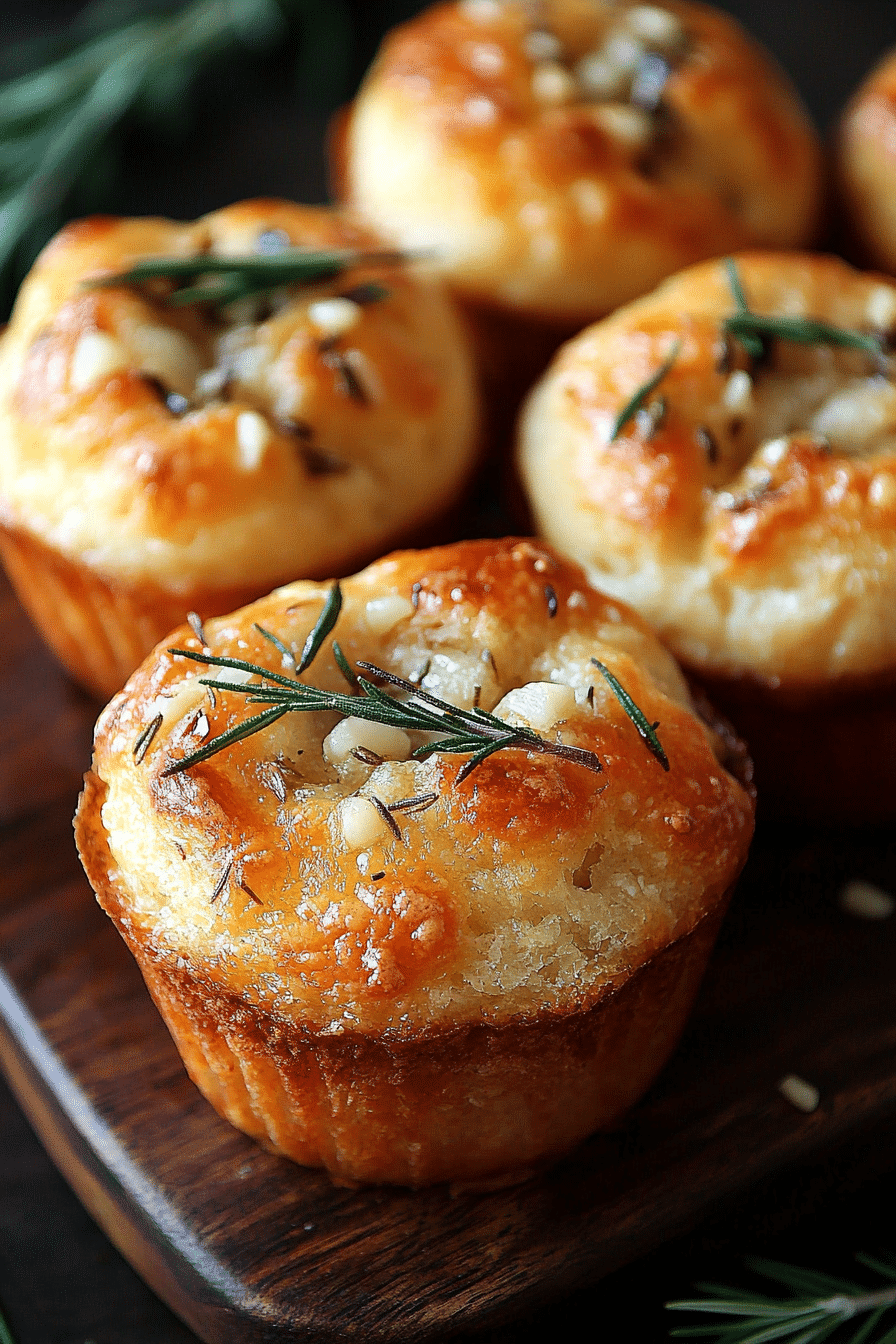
left=1, top=570, right=895, bottom=1344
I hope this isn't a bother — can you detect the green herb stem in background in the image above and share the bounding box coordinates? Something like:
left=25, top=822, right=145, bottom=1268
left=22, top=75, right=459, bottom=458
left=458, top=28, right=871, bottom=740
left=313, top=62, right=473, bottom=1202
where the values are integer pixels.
left=667, top=1253, right=896, bottom=1344
left=0, top=0, right=353, bottom=304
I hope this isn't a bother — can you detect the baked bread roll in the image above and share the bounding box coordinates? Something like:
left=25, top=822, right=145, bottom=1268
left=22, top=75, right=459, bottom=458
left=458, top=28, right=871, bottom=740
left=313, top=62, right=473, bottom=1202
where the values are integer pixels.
left=0, top=200, right=479, bottom=700
left=75, top=538, right=754, bottom=1188
left=837, top=47, right=896, bottom=275
left=518, top=252, right=896, bottom=820
left=339, top=0, right=822, bottom=331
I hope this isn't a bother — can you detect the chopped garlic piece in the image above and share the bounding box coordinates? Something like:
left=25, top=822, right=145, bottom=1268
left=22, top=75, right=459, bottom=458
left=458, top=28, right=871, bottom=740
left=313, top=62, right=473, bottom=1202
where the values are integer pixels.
left=869, top=473, right=896, bottom=510
left=576, top=52, right=627, bottom=99
left=838, top=879, right=894, bottom=920
left=460, top=0, right=502, bottom=19
left=723, top=370, right=753, bottom=413
left=216, top=665, right=254, bottom=685
left=465, top=95, right=498, bottom=124
left=365, top=594, right=415, bottom=634
left=323, top=717, right=412, bottom=766
left=130, top=324, right=202, bottom=397
left=778, top=1075, right=820, bottom=1113
left=339, top=796, right=389, bottom=849
left=531, top=62, right=577, bottom=105
left=307, top=297, right=362, bottom=339
left=625, top=5, right=684, bottom=50
left=591, top=103, right=653, bottom=151
left=70, top=331, right=129, bottom=391
left=495, top=682, right=577, bottom=732
left=236, top=411, right=270, bottom=470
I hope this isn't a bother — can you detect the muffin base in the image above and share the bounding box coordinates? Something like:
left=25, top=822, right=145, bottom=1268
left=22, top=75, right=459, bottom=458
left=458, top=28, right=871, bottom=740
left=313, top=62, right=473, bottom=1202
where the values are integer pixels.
left=77, top=771, right=733, bottom=1188
left=0, top=496, right=480, bottom=702
left=0, top=524, right=277, bottom=702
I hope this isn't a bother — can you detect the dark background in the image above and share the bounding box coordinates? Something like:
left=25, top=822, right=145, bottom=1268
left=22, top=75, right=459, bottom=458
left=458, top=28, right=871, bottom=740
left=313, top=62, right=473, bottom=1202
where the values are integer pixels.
left=2, top=2, right=896, bottom=1341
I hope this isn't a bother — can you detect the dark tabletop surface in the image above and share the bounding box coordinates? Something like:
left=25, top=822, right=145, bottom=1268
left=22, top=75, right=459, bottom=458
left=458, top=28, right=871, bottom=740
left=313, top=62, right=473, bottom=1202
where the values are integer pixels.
left=1, top=2, right=896, bottom=1340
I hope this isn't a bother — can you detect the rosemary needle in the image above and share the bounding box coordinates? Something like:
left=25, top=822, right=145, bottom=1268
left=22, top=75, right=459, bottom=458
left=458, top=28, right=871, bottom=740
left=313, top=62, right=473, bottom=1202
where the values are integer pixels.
left=591, top=658, right=669, bottom=770
left=722, top=258, right=885, bottom=360
left=610, top=340, right=681, bottom=441
left=90, top=248, right=407, bottom=309
left=161, top=648, right=605, bottom=781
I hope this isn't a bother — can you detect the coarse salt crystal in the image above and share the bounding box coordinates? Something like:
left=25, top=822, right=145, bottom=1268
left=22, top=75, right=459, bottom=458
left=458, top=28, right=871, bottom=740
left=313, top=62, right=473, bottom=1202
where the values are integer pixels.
left=778, top=1074, right=820, bottom=1113
left=838, top=879, right=895, bottom=920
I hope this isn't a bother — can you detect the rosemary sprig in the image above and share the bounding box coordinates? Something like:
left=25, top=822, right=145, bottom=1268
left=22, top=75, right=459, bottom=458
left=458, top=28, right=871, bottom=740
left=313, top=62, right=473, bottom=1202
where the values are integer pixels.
left=151, top=585, right=682, bottom=784
left=667, top=1254, right=896, bottom=1344
left=160, top=647, right=605, bottom=781
left=0, top=0, right=353, bottom=304
left=591, top=658, right=669, bottom=770
left=90, top=248, right=406, bottom=309
left=610, top=339, right=681, bottom=441
left=722, top=258, right=885, bottom=361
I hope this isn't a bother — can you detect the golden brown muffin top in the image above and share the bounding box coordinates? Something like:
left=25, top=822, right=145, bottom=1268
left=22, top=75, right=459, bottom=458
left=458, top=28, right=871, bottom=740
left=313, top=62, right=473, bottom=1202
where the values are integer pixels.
left=0, top=200, right=478, bottom=588
left=79, top=539, right=754, bottom=1038
left=342, top=0, right=821, bottom=321
left=519, top=252, right=896, bottom=687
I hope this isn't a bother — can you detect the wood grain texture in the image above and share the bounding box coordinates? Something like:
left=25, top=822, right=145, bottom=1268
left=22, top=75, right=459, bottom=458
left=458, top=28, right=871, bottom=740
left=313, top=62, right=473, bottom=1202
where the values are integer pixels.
left=0, top=570, right=895, bottom=1343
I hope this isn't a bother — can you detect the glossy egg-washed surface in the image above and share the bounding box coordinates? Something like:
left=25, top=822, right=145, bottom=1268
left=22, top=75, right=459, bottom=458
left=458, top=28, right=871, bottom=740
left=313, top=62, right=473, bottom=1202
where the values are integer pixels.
left=0, top=199, right=479, bottom=591
left=838, top=45, right=896, bottom=277
left=519, top=253, right=896, bottom=687
left=342, top=0, right=821, bottom=323
left=79, top=540, right=754, bottom=1039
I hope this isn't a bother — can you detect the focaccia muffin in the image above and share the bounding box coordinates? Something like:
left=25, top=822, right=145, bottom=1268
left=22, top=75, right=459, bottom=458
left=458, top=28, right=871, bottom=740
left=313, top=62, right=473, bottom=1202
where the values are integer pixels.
left=0, top=199, right=479, bottom=699
left=518, top=253, right=896, bottom=820
left=75, top=539, right=754, bottom=1188
left=837, top=47, right=896, bottom=275
left=339, top=0, right=821, bottom=333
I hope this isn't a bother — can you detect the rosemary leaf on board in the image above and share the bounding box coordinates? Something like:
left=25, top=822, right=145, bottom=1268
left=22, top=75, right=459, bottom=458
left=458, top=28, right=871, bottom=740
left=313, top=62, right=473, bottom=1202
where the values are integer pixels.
left=667, top=1254, right=896, bottom=1344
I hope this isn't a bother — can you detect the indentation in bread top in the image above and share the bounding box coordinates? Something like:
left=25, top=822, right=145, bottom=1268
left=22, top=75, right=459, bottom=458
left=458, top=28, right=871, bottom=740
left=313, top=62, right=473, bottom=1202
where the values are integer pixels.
left=90, top=540, right=754, bottom=1037
left=342, top=0, right=821, bottom=321
left=0, top=201, right=478, bottom=588
left=519, top=254, right=896, bottom=685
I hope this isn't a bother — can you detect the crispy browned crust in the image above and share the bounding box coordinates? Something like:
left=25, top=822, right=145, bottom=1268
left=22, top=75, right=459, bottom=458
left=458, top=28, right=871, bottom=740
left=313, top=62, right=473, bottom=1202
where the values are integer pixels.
left=74, top=539, right=755, bottom=1185
left=77, top=769, right=732, bottom=1187
left=837, top=47, right=896, bottom=276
